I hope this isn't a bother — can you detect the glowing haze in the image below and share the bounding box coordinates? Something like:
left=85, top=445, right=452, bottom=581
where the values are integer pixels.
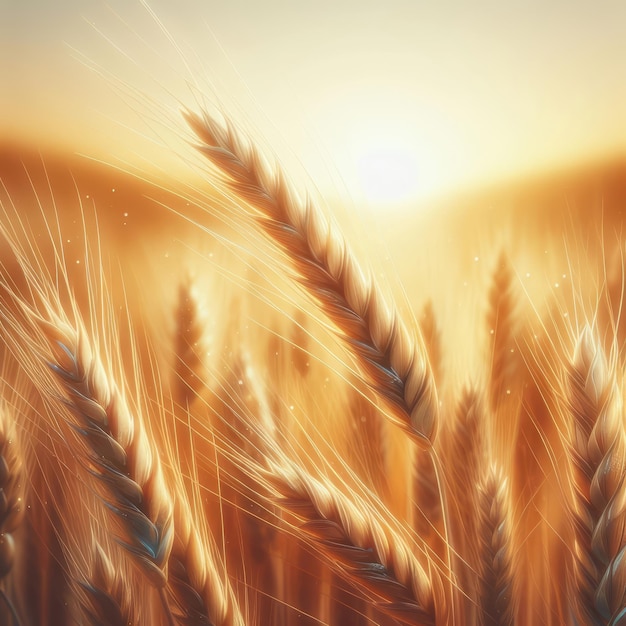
left=2, top=0, right=626, bottom=209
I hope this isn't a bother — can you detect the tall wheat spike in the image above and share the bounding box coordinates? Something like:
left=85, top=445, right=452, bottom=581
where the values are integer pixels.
left=184, top=109, right=439, bottom=448
left=172, top=278, right=206, bottom=409
left=0, top=241, right=176, bottom=623
left=41, top=316, right=174, bottom=587
left=445, top=387, right=485, bottom=622
left=419, top=300, right=442, bottom=387
left=486, top=252, right=521, bottom=457
left=477, top=466, right=514, bottom=626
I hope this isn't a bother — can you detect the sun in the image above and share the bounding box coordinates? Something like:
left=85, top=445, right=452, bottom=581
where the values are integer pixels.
left=356, top=144, right=421, bottom=206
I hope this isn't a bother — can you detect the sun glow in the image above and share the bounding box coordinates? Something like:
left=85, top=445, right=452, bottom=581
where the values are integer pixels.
left=356, top=145, right=420, bottom=206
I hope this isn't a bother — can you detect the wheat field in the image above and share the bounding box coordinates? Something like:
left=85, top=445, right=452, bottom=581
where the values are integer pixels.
left=2, top=6, right=626, bottom=625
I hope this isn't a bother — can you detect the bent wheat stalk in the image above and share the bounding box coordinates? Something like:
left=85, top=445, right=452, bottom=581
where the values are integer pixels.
left=263, top=457, right=443, bottom=626
left=184, top=109, right=438, bottom=448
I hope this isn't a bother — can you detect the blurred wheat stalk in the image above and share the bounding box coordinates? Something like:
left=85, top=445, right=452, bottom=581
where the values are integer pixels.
left=0, top=105, right=624, bottom=626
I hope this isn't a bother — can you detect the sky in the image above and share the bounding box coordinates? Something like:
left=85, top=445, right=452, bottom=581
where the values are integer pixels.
left=2, top=0, right=626, bottom=209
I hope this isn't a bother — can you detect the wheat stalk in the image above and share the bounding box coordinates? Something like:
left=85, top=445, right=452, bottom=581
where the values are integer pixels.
left=486, top=252, right=520, bottom=420
left=172, top=278, right=206, bottom=408
left=168, top=487, right=245, bottom=626
left=263, top=456, right=443, bottom=626
left=0, top=267, right=178, bottom=625
left=567, top=324, right=626, bottom=625
left=0, top=258, right=177, bottom=623
left=419, top=300, right=442, bottom=387
left=477, top=465, right=514, bottom=626
left=38, top=315, right=174, bottom=588
left=0, top=404, right=24, bottom=625
left=184, top=109, right=439, bottom=448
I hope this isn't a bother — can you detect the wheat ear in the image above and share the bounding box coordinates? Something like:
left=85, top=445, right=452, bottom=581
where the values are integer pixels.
left=0, top=405, right=24, bottom=625
left=419, top=300, right=442, bottom=386
left=264, top=457, right=442, bottom=626
left=568, top=325, right=626, bottom=624
left=168, top=489, right=245, bottom=626
left=477, top=466, right=515, bottom=626
left=447, top=388, right=483, bottom=553
left=33, top=314, right=176, bottom=625
left=172, top=278, right=206, bottom=408
left=445, top=387, right=484, bottom=621
left=486, top=252, right=519, bottom=415
left=78, top=545, right=132, bottom=626
left=184, top=109, right=438, bottom=447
